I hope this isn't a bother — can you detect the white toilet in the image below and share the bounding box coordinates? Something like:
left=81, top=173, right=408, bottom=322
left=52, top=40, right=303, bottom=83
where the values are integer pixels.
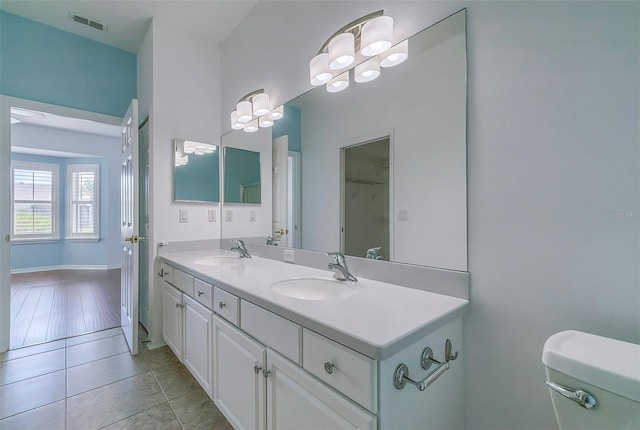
left=542, top=330, right=640, bottom=430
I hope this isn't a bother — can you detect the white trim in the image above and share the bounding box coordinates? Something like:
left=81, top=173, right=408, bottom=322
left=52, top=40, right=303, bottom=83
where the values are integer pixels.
left=67, top=163, right=100, bottom=240
left=10, top=264, right=121, bottom=274
left=11, top=160, right=60, bottom=241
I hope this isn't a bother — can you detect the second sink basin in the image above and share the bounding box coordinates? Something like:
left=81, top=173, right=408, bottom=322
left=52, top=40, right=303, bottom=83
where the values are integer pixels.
left=271, top=277, right=357, bottom=301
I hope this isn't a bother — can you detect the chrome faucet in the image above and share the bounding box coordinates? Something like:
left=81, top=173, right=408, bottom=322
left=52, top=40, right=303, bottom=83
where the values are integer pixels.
left=327, top=252, right=357, bottom=282
left=230, top=239, right=251, bottom=258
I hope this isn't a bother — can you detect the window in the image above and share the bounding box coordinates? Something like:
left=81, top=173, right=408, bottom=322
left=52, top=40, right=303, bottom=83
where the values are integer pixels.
left=11, top=162, right=59, bottom=241
left=67, top=164, right=100, bottom=240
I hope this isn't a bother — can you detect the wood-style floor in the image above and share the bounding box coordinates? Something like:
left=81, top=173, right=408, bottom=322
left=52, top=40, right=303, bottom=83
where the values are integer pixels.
left=10, top=270, right=120, bottom=350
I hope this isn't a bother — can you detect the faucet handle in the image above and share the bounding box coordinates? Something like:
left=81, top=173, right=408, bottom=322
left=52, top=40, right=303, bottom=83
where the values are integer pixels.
left=327, top=251, right=346, bottom=266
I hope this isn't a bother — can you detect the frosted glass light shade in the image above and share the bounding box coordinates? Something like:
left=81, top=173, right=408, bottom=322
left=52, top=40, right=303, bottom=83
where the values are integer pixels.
left=252, top=93, right=270, bottom=116
left=310, top=53, right=333, bottom=85
left=361, top=16, right=393, bottom=56
left=269, top=105, right=284, bottom=120
left=354, top=57, right=381, bottom=83
left=259, top=115, right=273, bottom=128
left=231, top=111, right=244, bottom=130
left=328, top=32, right=355, bottom=70
left=326, top=72, right=349, bottom=93
left=237, top=100, right=253, bottom=123
left=380, top=39, right=409, bottom=68
left=244, top=119, right=259, bottom=133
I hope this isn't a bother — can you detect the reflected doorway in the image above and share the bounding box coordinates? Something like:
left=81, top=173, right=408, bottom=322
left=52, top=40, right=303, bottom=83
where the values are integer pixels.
left=341, top=137, right=391, bottom=261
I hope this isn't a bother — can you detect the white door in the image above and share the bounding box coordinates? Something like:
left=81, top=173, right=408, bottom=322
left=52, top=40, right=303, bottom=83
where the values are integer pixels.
left=213, top=315, right=266, bottom=430
left=266, top=349, right=376, bottom=430
left=272, top=136, right=289, bottom=246
left=120, top=99, right=139, bottom=355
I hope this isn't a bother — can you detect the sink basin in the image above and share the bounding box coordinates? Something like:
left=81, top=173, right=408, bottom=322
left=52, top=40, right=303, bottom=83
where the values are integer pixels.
left=193, top=255, right=242, bottom=266
left=271, top=277, right=357, bottom=301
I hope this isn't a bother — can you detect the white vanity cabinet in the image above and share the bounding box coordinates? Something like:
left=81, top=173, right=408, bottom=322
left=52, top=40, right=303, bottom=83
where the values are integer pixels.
left=212, top=315, right=266, bottom=430
left=212, top=312, right=376, bottom=430
left=161, top=270, right=213, bottom=396
left=266, top=349, right=377, bottom=430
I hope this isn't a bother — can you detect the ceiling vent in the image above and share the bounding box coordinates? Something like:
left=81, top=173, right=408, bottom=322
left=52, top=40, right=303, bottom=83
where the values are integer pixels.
left=70, top=11, right=107, bottom=32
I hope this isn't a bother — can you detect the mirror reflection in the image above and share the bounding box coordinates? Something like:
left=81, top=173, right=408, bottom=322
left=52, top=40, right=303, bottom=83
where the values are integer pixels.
left=224, top=147, right=261, bottom=204
left=174, top=139, right=220, bottom=203
left=222, top=9, right=467, bottom=271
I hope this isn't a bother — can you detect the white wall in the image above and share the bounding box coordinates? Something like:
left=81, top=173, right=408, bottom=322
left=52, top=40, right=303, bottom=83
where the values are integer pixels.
left=142, top=16, right=223, bottom=345
left=221, top=2, right=640, bottom=429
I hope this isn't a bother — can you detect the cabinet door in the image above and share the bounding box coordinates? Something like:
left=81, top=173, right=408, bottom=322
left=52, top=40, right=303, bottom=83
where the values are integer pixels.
left=162, top=282, right=183, bottom=360
left=213, top=315, right=266, bottom=430
left=267, top=350, right=376, bottom=430
left=183, top=294, right=213, bottom=396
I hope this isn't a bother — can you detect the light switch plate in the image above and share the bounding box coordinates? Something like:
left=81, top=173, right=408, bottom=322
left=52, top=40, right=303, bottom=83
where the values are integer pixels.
left=249, top=210, right=256, bottom=222
left=397, top=209, right=409, bottom=221
left=208, top=209, right=216, bottom=222
left=225, top=210, right=233, bottom=222
left=179, top=209, right=188, bottom=223
left=283, top=249, right=295, bottom=263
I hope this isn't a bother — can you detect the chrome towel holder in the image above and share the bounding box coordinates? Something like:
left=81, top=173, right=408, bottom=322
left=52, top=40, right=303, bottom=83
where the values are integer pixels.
left=393, top=338, right=458, bottom=391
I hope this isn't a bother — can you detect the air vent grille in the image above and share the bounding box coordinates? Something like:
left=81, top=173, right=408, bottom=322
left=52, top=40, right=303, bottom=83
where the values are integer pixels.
left=70, top=11, right=107, bottom=32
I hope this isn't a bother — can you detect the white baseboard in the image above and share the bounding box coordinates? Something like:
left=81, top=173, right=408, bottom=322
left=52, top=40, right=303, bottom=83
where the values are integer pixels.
left=11, top=264, right=121, bottom=274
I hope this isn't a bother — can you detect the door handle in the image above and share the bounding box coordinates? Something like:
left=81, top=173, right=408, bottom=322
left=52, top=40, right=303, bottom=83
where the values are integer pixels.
left=274, top=229, right=289, bottom=235
left=125, top=235, right=145, bottom=243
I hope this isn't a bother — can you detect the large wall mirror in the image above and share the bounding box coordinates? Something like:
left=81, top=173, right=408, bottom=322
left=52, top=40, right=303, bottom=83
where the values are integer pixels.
left=224, top=147, right=261, bottom=204
left=174, top=138, right=220, bottom=203
left=221, top=9, right=467, bottom=272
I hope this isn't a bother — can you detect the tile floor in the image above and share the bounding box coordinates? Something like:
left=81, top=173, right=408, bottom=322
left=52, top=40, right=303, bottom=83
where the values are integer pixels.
left=0, top=326, right=233, bottom=430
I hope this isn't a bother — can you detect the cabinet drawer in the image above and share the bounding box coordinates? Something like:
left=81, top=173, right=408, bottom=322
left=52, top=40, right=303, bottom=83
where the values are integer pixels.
left=241, top=300, right=301, bottom=365
left=172, top=267, right=194, bottom=296
left=213, top=287, right=239, bottom=326
left=194, top=278, right=213, bottom=309
left=302, top=329, right=377, bottom=413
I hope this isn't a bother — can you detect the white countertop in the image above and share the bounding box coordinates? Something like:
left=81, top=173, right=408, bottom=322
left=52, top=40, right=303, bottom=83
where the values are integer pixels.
left=160, top=249, right=468, bottom=360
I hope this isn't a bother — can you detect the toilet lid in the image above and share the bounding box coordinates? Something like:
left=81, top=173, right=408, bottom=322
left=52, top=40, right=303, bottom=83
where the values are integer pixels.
left=542, top=330, right=640, bottom=402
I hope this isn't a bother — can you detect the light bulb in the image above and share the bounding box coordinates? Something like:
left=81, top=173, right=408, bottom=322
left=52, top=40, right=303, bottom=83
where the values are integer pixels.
left=328, top=33, right=355, bottom=70
left=259, top=115, right=273, bottom=128
left=236, top=100, right=253, bottom=123
left=380, top=39, right=409, bottom=68
left=326, top=72, right=349, bottom=93
left=355, top=57, right=381, bottom=83
left=361, top=16, right=393, bottom=56
left=310, top=53, right=333, bottom=85
left=244, top=119, right=259, bottom=133
left=252, top=93, right=270, bottom=116
left=231, top=111, right=244, bottom=130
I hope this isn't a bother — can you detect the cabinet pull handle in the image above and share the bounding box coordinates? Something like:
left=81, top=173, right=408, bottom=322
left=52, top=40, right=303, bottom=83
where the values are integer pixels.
left=219, top=301, right=226, bottom=309
left=263, top=369, right=271, bottom=378
left=324, top=362, right=335, bottom=375
left=198, top=291, right=204, bottom=297
left=158, top=268, right=164, bottom=277
left=254, top=365, right=262, bottom=375
left=176, top=303, right=184, bottom=309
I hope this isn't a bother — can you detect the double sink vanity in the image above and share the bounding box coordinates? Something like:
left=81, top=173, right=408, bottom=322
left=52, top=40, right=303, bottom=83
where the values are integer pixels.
left=160, top=8, right=470, bottom=429
left=160, top=247, right=468, bottom=429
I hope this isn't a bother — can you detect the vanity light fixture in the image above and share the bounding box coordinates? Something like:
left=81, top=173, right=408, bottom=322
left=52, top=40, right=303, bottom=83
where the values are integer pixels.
left=230, top=88, right=284, bottom=132
left=309, top=10, right=409, bottom=92
left=182, top=140, right=216, bottom=155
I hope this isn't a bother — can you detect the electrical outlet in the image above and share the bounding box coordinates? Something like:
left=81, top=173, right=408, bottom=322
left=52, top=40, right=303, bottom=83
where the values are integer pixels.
left=225, top=210, right=233, bottom=222
left=397, top=209, right=409, bottom=221
left=249, top=210, right=256, bottom=222
left=283, top=249, right=295, bottom=263
left=179, top=209, right=189, bottom=223
left=208, top=209, right=216, bottom=222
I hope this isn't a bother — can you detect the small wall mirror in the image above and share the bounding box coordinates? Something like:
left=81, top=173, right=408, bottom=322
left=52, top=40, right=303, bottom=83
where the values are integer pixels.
left=174, top=139, right=220, bottom=202
left=224, top=147, right=261, bottom=204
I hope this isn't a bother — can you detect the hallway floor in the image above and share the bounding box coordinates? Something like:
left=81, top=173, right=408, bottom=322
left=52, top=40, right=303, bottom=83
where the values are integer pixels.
left=0, top=327, right=232, bottom=430
left=10, top=270, right=121, bottom=349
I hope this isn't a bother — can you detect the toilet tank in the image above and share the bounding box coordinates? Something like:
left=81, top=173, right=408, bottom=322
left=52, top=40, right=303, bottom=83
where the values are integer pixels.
left=542, top=330, right=640, bottom=430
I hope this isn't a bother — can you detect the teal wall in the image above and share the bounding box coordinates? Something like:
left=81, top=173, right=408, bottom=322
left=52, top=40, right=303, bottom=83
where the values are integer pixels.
left=0, top=11, right=136, bottom=117
left=273, top=105, right=301, bottom=152
left=224, top=148, right=261, bottom=203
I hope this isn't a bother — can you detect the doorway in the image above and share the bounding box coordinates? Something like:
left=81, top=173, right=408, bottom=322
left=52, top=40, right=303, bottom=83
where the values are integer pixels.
left=341, top=137, right=391, bottom=261
left=6, top=104, right=122, bottom=349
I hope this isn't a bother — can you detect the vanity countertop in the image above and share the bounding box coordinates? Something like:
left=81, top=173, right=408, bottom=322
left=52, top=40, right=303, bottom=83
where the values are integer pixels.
left=160, top=250, right=468, bottom=360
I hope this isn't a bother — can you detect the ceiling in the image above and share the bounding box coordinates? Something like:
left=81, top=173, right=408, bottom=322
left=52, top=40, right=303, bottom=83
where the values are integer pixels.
left=11, top=107, right=121, bottom=137
left=0, top=0, right=259, bottom=53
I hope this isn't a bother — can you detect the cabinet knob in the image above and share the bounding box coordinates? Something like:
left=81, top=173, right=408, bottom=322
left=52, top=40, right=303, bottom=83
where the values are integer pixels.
left=219, top=301, right=226, bottom=309
left=324, top=362, right=335, bottom=375
left=198, top=291, right=204, bottom=297
left=254, top=365, right=262, bottom=375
